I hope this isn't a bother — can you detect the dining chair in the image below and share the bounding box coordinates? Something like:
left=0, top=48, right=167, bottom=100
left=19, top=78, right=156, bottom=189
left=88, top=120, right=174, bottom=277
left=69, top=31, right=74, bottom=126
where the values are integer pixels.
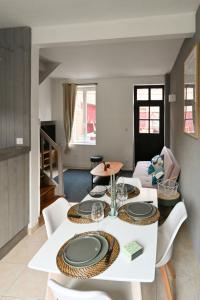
left=42, top=197, right=70, bottom=238
left=156, top=201, right=187, bottom=300
left=48, top=279, right=112, bottom=300
left=47, top=276, right=136, bottom=300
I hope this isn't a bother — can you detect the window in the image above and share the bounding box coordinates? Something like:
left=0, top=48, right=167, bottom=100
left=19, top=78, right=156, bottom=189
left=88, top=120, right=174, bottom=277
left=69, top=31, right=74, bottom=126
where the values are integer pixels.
left=139, top=106, right=160, bottom=134
left=71, top=85, right=96, bottom=145
left=137, top=86, right=163, bottom=101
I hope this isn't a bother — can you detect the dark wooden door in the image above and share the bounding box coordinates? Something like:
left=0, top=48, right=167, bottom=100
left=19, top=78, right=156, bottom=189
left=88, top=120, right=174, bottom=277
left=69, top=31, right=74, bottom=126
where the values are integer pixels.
left=134, top=85, right=164, bottom=163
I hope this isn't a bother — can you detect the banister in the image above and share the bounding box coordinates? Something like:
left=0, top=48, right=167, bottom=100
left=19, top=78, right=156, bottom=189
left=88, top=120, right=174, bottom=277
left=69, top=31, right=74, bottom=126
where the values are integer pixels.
left=40, top=128, right=64, bottom=196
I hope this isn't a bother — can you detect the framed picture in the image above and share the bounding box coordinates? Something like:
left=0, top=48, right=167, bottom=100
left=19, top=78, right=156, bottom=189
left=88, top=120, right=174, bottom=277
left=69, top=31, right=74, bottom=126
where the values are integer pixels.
left=183, top=43, right=199, bottom=138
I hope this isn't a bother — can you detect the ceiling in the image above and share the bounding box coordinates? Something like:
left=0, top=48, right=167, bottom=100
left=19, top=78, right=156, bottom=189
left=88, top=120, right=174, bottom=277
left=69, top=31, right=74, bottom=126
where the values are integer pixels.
left=0, top=0, right=199, bottom=27
left=40, top=38, right=183, bottom=79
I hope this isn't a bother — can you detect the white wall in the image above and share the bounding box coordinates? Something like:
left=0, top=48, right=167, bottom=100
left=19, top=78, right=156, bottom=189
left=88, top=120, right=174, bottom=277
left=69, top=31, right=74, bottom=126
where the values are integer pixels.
left=29, top=46, right=40, bottom=229
left=39, top=77, right=52, bottom=121
left=51, top=75, right=164, bottom=170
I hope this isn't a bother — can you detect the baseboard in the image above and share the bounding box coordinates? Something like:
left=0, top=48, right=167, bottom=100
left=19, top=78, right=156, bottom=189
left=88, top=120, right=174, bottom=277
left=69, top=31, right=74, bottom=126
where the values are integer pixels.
left=28, top=221, right=40, bottom=235
left=0, top=227, right=28, bottom=259
left=63, top=165, right=134, bottom=172
left=63, top=164, right=90, bottom=170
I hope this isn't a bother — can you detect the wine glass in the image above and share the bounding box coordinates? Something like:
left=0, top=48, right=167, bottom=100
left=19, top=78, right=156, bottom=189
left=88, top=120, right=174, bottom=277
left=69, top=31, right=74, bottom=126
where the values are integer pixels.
left=117, top=186, right=128, bottom=207
left=91, top=202, right=104, bottom=231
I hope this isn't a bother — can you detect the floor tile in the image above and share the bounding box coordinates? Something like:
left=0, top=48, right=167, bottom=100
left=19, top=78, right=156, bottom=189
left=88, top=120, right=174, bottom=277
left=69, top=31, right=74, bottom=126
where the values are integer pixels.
left=4, top=267, right=48, bottom=300
left=2, top=239, right=43, bottom=265
left=0, top=263, right=25, bottom=295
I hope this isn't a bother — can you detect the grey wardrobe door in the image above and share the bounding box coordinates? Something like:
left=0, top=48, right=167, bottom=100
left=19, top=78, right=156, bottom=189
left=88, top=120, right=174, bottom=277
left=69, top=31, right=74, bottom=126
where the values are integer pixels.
left=0, top=160, right=9, bottom=247
left=8, top=155, right=26, bottom=238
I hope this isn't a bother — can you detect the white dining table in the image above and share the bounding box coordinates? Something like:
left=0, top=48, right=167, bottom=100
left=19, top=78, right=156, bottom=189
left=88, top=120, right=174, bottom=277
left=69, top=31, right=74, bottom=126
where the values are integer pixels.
left=28, top=178, right=158, bottom=300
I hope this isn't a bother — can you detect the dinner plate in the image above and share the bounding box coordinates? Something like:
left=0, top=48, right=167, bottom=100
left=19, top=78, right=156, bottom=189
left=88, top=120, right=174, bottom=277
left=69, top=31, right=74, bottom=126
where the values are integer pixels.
left=78, top=200, right=105, bottom=215
left=63, top=236, right=101, bottom=264
left=125, top=202, right=153, bottom=217
left=63, top=234, right=109, bottom=268
left=126, top=205, right=157, bottom=220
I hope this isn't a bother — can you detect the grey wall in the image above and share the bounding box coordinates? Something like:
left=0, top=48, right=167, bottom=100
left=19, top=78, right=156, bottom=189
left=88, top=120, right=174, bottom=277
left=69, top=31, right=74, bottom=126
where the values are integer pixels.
left=0, top=27, right=31, bottom=148
left=0, top=27, right=31, bottom=254
left=170, top=6, right=200, bottom=260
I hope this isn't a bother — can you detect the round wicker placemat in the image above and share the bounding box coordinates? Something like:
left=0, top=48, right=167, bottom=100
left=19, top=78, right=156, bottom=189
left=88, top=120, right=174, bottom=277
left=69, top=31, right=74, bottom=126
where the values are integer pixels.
left=106, top=186, right=140, bottom=199
left=56, top=231, right=120, bottom=279
left=67, top=202, right=110, bottom=224
left=118, top=204, right=160, bottom=225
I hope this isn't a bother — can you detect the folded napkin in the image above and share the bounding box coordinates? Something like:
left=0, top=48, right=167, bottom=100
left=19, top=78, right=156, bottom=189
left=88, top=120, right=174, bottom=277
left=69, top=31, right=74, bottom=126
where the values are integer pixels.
left=122, top=241, right=144, bottom=261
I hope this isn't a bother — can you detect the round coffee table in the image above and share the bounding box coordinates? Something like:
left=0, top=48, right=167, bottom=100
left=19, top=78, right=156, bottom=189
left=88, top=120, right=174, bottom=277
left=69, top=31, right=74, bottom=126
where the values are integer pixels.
left=90, top=161, right=123, bottom=187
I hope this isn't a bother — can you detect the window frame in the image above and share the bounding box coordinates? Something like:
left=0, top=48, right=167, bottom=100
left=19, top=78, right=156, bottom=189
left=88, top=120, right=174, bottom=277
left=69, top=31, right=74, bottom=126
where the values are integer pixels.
left=70, top=84, right=96, bottom=146
left=135, top=85, right=164, bottom=135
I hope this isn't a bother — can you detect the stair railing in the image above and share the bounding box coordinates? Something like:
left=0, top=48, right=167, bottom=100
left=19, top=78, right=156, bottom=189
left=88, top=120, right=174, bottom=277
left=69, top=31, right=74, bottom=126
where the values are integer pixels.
left=40, top=128, right=64, bottom=196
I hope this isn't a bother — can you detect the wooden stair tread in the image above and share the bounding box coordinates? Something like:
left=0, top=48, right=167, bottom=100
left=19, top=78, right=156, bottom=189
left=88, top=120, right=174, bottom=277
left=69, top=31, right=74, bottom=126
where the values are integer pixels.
left=40, top=185, right=55, bottom=196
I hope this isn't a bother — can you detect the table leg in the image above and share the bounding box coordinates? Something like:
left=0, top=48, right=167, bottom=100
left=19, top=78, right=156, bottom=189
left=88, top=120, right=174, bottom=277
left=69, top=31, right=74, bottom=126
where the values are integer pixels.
left=131, top=282, right=142, bottom=300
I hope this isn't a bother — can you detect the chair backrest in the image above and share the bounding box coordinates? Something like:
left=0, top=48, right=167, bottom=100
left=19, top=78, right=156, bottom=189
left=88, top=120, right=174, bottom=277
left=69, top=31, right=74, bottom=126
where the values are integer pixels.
left=48, top=279, right=112, bottom=300
left=156, top=201, right=187, bottom=267
left=42, top=197, right=70, bottom=238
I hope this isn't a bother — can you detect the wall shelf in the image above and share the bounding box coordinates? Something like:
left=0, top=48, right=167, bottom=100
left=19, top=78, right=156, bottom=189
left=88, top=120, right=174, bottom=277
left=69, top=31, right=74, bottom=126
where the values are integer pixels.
left=0, top=146, right=30, bottom=162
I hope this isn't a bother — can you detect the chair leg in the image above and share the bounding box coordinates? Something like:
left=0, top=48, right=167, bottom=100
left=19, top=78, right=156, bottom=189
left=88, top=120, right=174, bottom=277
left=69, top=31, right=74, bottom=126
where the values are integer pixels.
left=159, top=266, right=174, bottom=300
left=167, top=260, right=176, bottom=279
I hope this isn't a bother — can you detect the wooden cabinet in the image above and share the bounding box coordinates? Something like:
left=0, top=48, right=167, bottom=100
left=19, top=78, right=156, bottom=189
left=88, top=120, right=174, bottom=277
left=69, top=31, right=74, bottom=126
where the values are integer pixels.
left=0, top=160, right=9, bottom=248
left=0, top=153, right=29, bottom=249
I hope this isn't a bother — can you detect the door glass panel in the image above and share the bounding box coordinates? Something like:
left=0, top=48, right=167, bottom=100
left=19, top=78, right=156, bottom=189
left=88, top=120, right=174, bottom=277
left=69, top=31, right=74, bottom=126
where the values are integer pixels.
left=150, top=106, right=160, bottom=119
left=150, top=120, right=159, bottom=133
left=139, top=106, right=149, bottom=119
left=137, top=88, right=149, bottom=100
left=150, top=88, right=163, bottom=100
left=139, top=120, right=149, bottom=133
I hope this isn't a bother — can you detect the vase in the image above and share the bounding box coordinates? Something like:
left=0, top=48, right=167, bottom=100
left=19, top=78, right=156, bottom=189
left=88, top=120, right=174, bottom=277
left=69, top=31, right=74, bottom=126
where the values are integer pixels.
left=109, top=173, right=118, bottom=217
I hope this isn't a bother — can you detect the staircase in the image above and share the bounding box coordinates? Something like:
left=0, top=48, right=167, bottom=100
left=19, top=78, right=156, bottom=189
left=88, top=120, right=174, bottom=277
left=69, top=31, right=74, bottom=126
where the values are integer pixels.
left=39, top=56, right=60, bottom=84
left=40, top=128, right=64, bottom=219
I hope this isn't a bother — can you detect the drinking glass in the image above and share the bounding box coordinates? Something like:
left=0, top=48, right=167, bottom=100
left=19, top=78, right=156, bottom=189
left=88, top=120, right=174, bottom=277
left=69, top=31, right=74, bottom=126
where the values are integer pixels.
left=117, top=186, right=128, bottom=207
left=91, top=202, right=104, bottom=230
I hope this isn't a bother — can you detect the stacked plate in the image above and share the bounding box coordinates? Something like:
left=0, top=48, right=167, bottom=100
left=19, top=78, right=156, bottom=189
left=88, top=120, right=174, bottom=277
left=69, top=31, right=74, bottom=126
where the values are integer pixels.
left=63, top=234, right=109, bottom=267
left=108, top=183, right=136, bottom=194
left=124, top=202, right=156, bottom=220
left=77, top=200, right=105, bottom=217
left=88, top=186, right=107, bottom=198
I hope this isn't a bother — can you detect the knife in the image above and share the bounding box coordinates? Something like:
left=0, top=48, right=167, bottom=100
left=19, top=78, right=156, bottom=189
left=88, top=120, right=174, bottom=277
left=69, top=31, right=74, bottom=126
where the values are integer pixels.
left=105, top=238, right=115, bottom=263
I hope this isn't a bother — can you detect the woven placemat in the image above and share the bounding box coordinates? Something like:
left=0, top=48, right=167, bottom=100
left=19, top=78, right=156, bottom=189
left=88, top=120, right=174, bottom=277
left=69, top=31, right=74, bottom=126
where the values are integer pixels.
left=106, top=186, right=140, bottom=199
left=67, top=202, right=110, bottom=224
left=56, top=231, right=120, bottom=279
left=118, top=204, right=160, bottom=225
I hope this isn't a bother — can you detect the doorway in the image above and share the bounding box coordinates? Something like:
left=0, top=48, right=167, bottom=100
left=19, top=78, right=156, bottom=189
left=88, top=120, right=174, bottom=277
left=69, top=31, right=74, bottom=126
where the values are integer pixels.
left=134, top=85, right=164, bottom=163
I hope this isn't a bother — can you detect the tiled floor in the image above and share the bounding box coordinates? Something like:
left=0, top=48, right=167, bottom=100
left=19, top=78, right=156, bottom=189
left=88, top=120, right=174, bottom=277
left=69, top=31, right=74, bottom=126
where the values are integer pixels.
left=0, top=224, right=199, bottom=300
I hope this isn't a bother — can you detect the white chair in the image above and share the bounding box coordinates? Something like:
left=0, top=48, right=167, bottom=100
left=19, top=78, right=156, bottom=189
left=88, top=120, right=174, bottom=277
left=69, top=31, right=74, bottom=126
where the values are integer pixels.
left=42, top=197, right=70, bottom=238
left=47, top=275, right=136, bottom=300
left=48, top=279, right=112, bottom=300
left=156, top=201, right=187, bottom=300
